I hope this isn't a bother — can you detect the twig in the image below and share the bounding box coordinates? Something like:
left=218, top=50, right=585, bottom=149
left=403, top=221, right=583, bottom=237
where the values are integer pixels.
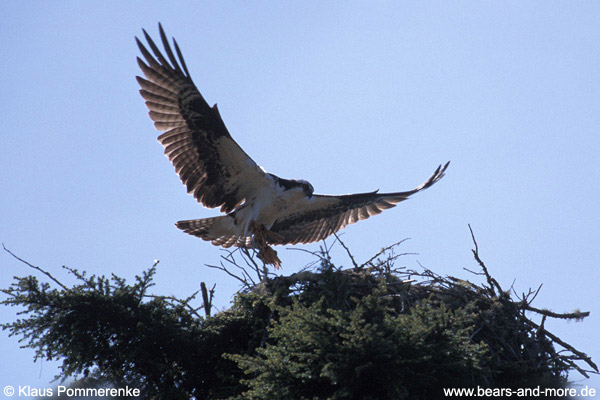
left=136, top=260, right=160, bottom=300
left=539, top=315, right=547, bottom=335
left=221, top=249, right=257, bottom=286
left=286, top=247, right=330, bottom=263
left=468, top=224, right=503, bottom=295
left=201, top=282, right=212, bottom=317
left=240, top=247, right=266, bottom=282
left=528, top=283, right=543, bottom=304
left=564, top=359, right=591, bottom=379
left=327, top=224, right=358, bottom=269
left=522, top=304, right=589, bottom=320
left=3, top=244, right=68, bottom=290
left=360, top=239, right=410, bottom=269
left=320, top=238, right=336, bottom=258
left=205, top=262, right=250, bottom=287
left=463, top=267, right=485, bottom=276
left=143, top=294, right=202, bottom=319
left=522, top=316, right=598, bottom=374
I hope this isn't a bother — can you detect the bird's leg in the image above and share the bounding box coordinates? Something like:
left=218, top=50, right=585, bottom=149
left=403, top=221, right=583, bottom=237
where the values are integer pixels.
left=249, top=221, right=284, bottom=243
left=249, top=220, right=282, bottom=268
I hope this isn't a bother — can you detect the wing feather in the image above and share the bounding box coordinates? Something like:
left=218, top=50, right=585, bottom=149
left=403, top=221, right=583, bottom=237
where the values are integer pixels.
left=269, top=162, right=449, bottom=245
left=136, top=24, right=269, bottom=212
left=145, top=102, right=180, bottom=114
left=136, top=76, right=177, bottom=97
left=139, top=90, right=176, bottom=106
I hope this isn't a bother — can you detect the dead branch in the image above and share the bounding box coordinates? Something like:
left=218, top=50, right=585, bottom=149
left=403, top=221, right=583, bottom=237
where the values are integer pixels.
left=3, top=244, right=68, bottom=290
left=522, top=304, right=590, bottom=320
left=201, top=282, right=212, bottom=317
left=468, top=224, right=503, bottom=295
left=240, top=247, right=270, bottom=281
left=522, top=316, right=598, bottom=375
left=327, top=223, right=359, bottom=269
left=360, top=239, right=411, bottom=269
left=205, top=262, right=251, bottom=288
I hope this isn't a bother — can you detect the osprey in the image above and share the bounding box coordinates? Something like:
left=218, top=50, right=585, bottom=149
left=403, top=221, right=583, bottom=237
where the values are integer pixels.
left=136, top=24, right=449, bottom=267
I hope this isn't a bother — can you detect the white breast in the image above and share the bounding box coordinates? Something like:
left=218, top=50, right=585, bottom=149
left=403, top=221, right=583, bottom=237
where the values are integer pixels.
left=234, top=179, right=308, bottom=236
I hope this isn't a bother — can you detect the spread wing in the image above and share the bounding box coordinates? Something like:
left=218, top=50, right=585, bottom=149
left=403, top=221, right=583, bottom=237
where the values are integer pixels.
left=136, top=24, right=269, bottom=213
left=268, top=162, right=449, bottom=245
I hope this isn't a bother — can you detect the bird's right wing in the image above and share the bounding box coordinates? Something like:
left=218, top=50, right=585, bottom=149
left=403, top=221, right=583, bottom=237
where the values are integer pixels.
left=268, top=162, right=449, bottom=245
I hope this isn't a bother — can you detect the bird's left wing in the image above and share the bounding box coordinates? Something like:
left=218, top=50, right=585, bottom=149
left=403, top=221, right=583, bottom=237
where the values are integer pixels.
left=268, top=162, right=449, bottom=245
left=136, top=24, right=271, bottom=213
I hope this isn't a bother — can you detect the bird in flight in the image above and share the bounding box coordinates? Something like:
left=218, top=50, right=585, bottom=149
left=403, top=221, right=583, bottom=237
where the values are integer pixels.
left=136, top=24, right=449, bottom=267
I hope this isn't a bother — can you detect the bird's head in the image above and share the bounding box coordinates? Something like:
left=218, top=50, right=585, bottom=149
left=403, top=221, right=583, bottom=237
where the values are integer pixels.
left=297, top=179, right=314, bottom=198
left=271, top=174, right=314, bottom=198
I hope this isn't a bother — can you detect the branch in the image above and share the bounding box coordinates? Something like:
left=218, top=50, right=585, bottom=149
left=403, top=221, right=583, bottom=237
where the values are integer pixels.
left=3, top=244, right=68, bottom=290
left=468, top=224, right=503, bottom=295
left=286, top=247, right=330, bottom=266
left=201, top=282, right=212, bottom=317
left=240, top=247, right=268, bottom=282
left=223, top=249, right=258, bottom=284
left=522, top=304, right=589, bottom=321
left=327, top=227, right=358, bottom=269
left=205, top=262, right=250, bottom=287
left=522, top=316, right=598, bottom=375
left=360, top=239, right=411, bottom=269
left=144, top=294, right=202, bottom=319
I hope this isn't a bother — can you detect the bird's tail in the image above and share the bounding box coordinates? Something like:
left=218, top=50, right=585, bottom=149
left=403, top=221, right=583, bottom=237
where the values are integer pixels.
left=176, top=216, right=251, bottom=248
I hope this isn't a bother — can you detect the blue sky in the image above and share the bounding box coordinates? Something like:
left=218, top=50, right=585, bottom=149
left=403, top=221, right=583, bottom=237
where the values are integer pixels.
left=2, top=1, right=599, bottom=392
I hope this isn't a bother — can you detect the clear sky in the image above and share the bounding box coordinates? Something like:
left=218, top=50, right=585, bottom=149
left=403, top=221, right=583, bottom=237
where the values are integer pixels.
left=2, top=1, right=599, bottom=392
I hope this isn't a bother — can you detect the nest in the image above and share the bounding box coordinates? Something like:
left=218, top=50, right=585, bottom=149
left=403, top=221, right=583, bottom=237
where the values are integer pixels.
left=256, top=231, right=598, bottom=383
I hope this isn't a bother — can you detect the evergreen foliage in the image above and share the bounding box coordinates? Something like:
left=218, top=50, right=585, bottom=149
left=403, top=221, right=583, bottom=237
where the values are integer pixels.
left=1, top=238, right=596, bottom=399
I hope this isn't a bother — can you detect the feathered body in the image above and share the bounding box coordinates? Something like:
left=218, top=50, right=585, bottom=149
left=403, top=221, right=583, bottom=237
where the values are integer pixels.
left=136, top=24, right=449, bottom=257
